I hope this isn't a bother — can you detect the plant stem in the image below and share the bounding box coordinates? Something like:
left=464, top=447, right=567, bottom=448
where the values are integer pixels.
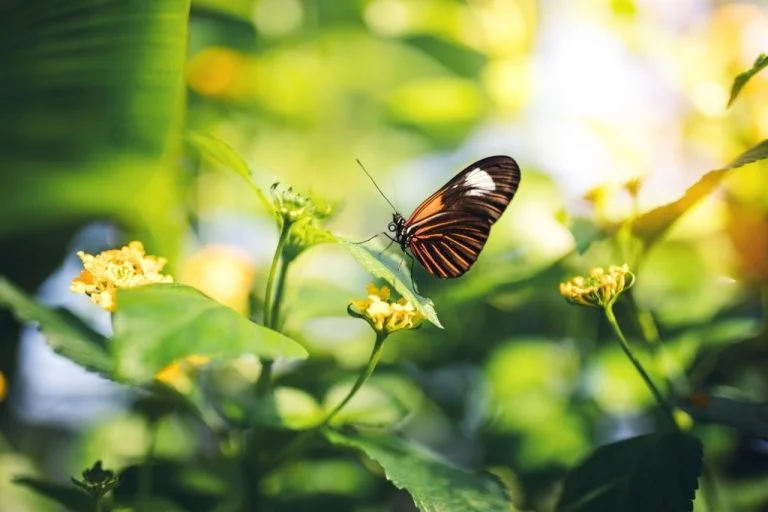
left=266, top=331, right=388, bottom=472
left=269, top=255, right=292, bottom=330
left=137, top=421, right=158, bottom=511
left=263, top=221, right=291, bottom=329
left=256, top=221, right=292, bottom=396
left=95, top=496, right=103, bottom=512
left=604, top=304, right=678, bottom=431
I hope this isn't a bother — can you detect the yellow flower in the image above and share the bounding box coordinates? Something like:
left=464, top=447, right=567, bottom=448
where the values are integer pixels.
left=350, top=283, right=426, bottom=335
left=0, top=371, right=7, bottom=403
left=560, top=264, right=635, bottom=309
left=155, top=355, right=211, bottom=394
left=70, top=241, right=173, bottom=312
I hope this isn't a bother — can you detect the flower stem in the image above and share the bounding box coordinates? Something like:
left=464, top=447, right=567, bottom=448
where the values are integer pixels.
left=266, top=331, right=388, bottom=472
left=269, top=255, right=291, bottom=330
left=263, top=221, right=291, bottom=329
left=604, top=304, right=678, bottom=431
left=256, top=221, right=292, bottom=396
left=137, top=421, right=158, bottom=511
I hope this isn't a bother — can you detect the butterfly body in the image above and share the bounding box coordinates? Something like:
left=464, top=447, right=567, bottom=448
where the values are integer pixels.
left=388, top=155, right=521, bottom=279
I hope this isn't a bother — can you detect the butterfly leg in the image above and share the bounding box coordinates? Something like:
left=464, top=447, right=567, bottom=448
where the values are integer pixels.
left=402, top=250, right=420, bottom=295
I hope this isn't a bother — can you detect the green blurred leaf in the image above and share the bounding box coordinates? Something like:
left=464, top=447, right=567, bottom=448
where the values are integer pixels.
left=0, top=276, right=112, bottom=376
left=632, top=139, right=768, bottom=247
left=556, top=433, right=702, bottom=512
left=728, top=53, right=768, bottom=107
left=111, top=283, right=308, bottom=382
left=341, top=239, right=443, bottom=329
left=13, top=477, right=93, bottom=512
left=725, top=139, right=768, bottom=170
left=0, top=0, right=190, bottom=241
left=187, top=131, right=274, bottom=214
left=325, top=429, right=515, bottom=512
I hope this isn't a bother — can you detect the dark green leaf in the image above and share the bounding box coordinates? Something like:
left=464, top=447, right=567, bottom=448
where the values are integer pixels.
left=187, top=132, right=274, bottom=214
left=340, top=239, right=443, bottom=328
left=728, top=53, right=768, bottom=107
left=0, top=276, right=112, bottom=375
left=0, top=0, right=190, bottom=239
left=556, top=433, right=702, bottom=512
left=325, top=429, right=514, bottom=512
left=724, top=139, right=768, bottom=170
left=13, top=477, right=93, bottom=512
left=111, top=283, right=308, bottom=382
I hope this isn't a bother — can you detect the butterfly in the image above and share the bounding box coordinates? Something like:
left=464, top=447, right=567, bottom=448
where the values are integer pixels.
left=386, top=155, right=521, bottom=278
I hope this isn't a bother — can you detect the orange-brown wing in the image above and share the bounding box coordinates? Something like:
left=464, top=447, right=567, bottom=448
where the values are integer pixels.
left=408, top=213, right=491, bottom=278
left=406, top=155, right=521, bottom=227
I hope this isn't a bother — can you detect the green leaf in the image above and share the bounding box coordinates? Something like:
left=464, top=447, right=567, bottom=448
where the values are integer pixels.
left=724, top=139, right=768, bottom=170
left=187, top=131, right=274, bottom=214
left=111, top=283, right=308, bottom=382
left=325, top=429, right=514, bottom=512
left=0, top=0, right=190, bottom=239
left=556, top=433, right=702, bottom=512
left=340, top=239, right=443, bottom=329
left=632, top=139, right=768, bottom=247
left=13, top=477, right=93, bottom=512
left=0, top=276, right=112, bottom=376
left=728, top=53, right=768, bottom=107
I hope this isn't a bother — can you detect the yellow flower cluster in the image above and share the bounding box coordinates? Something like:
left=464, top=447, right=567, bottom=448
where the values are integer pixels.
left=155, top=354, right=211, bottom=394
left=559, top=264, right=635, bottom=309
left=350, top=284, right=425, bottom=335
left=70, top=241, right=173, bottom=312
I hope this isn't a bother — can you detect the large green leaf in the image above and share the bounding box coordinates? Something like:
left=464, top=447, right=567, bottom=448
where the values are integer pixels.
left=631, top=140, right=768, bottom=247
left=0, top=276, right=112, bottom=375
left=556, top=433, right=702, bottom=512
left=728, top=53, right=768, bottom=107
left=341, top=239, right=443, bottom=328
left=325, top=429, right=514, bottom=512
left=111, top=283, right=308, bottom=382
left=0, top=0, right=190, bottom=243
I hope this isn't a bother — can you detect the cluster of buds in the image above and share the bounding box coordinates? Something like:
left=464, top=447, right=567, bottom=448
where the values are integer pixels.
left=71, top=461, right=119, bottom=501
left=70, top=241, right=173, bottom=312
left=349, top=284, right=425, bottom=336
left=270, top=183, right=331, bottom=226
left=559, top=264, right=635, bottom=309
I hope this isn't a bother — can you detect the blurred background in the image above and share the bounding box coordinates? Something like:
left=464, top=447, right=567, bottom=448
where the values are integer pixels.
left=2, top=0, right=768, bottom=510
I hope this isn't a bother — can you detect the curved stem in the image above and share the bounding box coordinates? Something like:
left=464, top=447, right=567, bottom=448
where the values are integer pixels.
left=263, top=221, right=291, bottom=328
left=137, top=421, right=158, bottom=511
left=256, top=221, right=292, bottom=396
left=604, top=304, right=678, bottom=431
left=266, top=331, right=388, bottom=472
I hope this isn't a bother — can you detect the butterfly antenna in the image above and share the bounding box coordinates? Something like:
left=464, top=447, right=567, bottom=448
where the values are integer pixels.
left=356, top=159, right=399, bottom=213
left=349, top=232, right=383, bottom=246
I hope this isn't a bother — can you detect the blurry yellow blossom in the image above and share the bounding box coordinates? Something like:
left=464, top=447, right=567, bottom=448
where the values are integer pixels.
left=70, top=241, right=173, bottom=312
left=186, top=47, right=253, bottom=100
left=349, top=283, right=425, bottom=335
left=560, top=264, right=635, bottom=309
left=0, top=371, right=6, bottom=403
left=155, top=355, right=211, bottom=394
left=180, top=245, right=255, bottom=314
left=623, top=177, right=643, bottom=199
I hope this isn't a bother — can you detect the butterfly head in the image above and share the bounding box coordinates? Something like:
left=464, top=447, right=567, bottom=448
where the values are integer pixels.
left=389, top=213, right=409, bottom=249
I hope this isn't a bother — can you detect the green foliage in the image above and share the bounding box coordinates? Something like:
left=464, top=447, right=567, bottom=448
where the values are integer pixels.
left=0, top=276, right=112, bottom=376
left=13, top=477, right=93, bottom=512
left=557, top=433, right=702, bottom=512
left=111, top=284, right=308, bottom=382
left=325, top=429, right=516, bottom=512
left=728, top=53, right=768, bottom=107
left=0, top=0, right=190, bottom=246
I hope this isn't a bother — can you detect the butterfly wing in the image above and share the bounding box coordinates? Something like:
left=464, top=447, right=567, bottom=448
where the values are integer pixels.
left=408, top=213, right=491, bottom=278
left=404, top=155, right=521, bottom=278
left=405, top=155, right=520, bottom=227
